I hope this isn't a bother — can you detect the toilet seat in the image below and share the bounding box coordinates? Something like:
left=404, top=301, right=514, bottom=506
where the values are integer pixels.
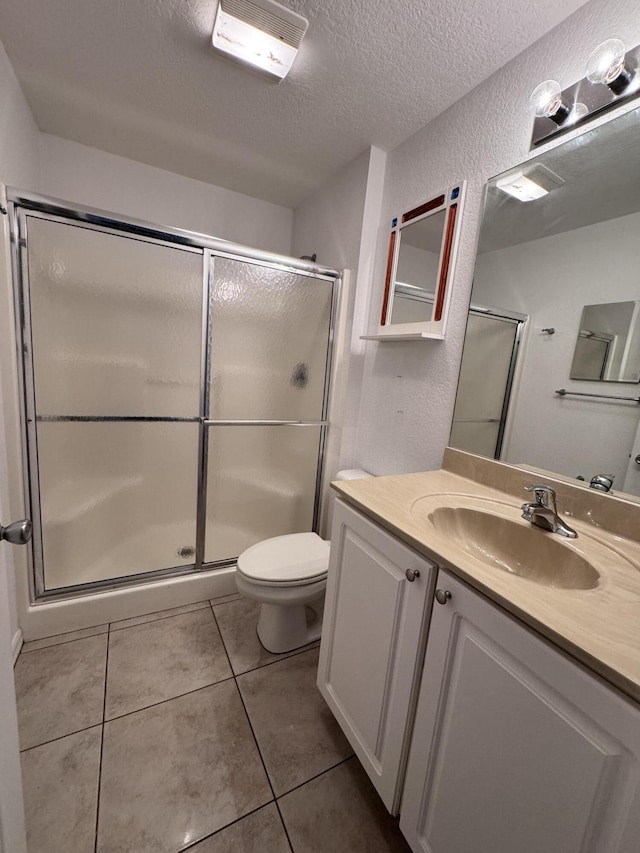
left=237, top=532, right=329, bottom=587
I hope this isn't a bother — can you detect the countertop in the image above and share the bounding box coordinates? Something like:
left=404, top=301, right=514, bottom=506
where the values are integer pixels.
left=333, top=468, right=640, bottom=704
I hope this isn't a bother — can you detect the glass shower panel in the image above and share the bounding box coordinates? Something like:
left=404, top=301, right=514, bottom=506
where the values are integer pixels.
left=450, top=314, right=519, bottom=458
left=26, top=217, right=203, bottom=417
left=37, top=422, right=199, bottom=590
left=209, top=257, right=333, bottom=421
left=204, top=425, right=322, bottom=563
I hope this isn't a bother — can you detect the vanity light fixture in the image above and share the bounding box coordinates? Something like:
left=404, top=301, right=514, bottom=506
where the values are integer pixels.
left=530, top=80, right=570, bottom=125
left=586, top=38, right=636, bottom=95
left=211, top=0, right=308, bottom=81
left=529, top=37, right=640, bottom=147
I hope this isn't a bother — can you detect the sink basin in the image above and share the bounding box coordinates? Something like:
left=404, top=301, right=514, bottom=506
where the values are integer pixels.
left=427, top=506, right=599, bottom=590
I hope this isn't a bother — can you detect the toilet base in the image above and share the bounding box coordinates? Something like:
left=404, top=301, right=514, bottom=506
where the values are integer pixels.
left=257, top=598, right=324, bottom=654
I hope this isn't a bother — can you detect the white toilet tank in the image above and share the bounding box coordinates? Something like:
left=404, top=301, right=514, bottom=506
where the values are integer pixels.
left=335, top=469, right=373, bottom=481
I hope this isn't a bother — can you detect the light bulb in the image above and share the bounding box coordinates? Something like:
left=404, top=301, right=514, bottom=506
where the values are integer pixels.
left=586, top=38, right=633, bottom=94
left=529, top=80, right=570, bottom=125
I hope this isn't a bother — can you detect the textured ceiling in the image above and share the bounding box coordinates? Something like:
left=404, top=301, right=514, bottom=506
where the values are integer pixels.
left=0, top=0, right=589, bottom=207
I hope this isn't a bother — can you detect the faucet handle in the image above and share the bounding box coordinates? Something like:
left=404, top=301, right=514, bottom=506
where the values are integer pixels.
left=524, top=483, right=557, bottom=510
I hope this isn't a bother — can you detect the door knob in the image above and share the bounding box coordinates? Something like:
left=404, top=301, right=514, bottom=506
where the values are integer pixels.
left=0, top=519, right=32, bottom=545
left=405, top=568, right=420, bottom=582
left=435, top=589, right=452, bottom=605
left=635, top=454, right=640, bottom=466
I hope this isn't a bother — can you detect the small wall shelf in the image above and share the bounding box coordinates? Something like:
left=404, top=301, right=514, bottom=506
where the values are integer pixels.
left=361, top=331, right=445, bottom=342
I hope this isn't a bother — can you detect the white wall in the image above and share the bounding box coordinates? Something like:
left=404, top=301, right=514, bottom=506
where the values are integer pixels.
left=473, top=212, right=640, bottom=486
left=39, top=133, right=293, bottom=255
left=291, top=146, right=386, bottom=534
left=354, top=0, right=640, bottom=476
left=0, top=39, right=41, bottom=648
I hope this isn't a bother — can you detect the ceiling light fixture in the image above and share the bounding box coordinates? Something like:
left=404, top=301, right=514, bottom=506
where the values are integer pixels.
left=586, top=38, right=635, bottom=95
left=211, top=0, right=308, bottom=81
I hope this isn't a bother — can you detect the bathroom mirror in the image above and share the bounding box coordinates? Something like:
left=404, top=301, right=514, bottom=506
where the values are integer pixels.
left=389, top=209, right=446, bottom=324
left=364, top=183, right=466, bottom=341
left=570, top=301, right=640, bottom=383
left=450, top=104, right=640, bottom=499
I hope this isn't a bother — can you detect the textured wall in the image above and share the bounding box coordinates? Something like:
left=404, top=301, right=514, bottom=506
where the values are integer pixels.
left=39, top=134, right=294, bottom=255
left=355, top=0, right=640, bottom=475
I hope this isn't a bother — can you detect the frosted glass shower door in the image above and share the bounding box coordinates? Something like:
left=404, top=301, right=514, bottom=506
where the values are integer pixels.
left=24, top=216, right=204, bottom=591
left=204, top=256, right=334, bottom=562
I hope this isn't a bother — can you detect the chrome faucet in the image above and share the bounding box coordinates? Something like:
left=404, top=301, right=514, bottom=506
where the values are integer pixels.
left=521, top=484, right=577, bottom=538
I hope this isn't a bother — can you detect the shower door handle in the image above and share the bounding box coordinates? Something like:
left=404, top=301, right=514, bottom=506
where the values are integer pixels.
left=0, top=519, right=32, bottom=545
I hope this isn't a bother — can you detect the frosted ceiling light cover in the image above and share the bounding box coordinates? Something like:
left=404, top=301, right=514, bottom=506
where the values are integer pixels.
left=212, top=0, right=308, bottom=80
left=496, top=171, right=549, bottom=202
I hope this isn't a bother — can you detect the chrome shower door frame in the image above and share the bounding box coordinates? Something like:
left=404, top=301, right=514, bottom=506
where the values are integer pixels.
left=8, top=190, right=340, bottom=602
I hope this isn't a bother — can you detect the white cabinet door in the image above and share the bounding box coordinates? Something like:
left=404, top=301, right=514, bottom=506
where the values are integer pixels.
left=400, top=570, right=640, bottom=853
left=317, top=499, right=436, bottom=813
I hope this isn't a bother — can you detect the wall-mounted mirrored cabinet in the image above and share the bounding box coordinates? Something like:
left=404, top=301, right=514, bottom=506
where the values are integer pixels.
left=450, top=103, right=640, bottom=499
left=363, top=182, right=466, bottom=341
left=570, top=301, right=640, bottom=383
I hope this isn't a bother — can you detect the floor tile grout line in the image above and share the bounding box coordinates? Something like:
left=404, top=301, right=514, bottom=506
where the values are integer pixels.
left=19, top=631, right=110, bottom=657
left=276, top=754, right=356, bottom=800
left=210, top=605, right=279, bottom=798
left=103, top=674, right=237, bottom=724
left=273, top=798, right=296, bottom=853
left=93, top=631, right=110, bottom=853
left=21, top=629, right=110, bottom=653
left=21, top=600, right=218, bottom=650
left=208, top=595, right=246, bottom=611
left=233, top=642, right=321, bottom=679
left=108, top=602, right=212, bottom=633
left=19, top=721, right=103, bottom=754
left=177, top=801, right=278, bottom=853
left=210, top=602, right=296, bottom=853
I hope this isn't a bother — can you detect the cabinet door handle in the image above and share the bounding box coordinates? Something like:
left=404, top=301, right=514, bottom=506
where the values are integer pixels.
left=405, top=569, right=420, bottom=582
left=435, top=589, right=452, bottom=605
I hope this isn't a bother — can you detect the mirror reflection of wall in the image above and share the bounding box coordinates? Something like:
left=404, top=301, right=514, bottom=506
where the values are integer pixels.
left=390, top=209, right=446, bottom=324
left=450, top=104, right=640, bottom=499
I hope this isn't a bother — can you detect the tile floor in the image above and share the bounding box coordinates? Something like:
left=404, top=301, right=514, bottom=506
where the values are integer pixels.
left=15, top=594, right=411, bottom=853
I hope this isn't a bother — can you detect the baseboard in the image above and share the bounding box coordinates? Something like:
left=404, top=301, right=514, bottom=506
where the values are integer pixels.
left=11, top=628, right=23, bottom=665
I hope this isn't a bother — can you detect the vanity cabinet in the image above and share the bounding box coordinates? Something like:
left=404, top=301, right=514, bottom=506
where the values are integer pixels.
left=400, top=569, right=640, bottom=853
left=317, top=499, right=437, bottom=813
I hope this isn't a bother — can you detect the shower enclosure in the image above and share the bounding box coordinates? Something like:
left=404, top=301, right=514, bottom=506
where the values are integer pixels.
left=9, top=192, right=339, bottom=601
left=449, top=307, right=525, bottom=459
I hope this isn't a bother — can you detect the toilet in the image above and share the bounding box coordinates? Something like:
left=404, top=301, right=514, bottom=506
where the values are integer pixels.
left=236, top=469, right=373, bottom=653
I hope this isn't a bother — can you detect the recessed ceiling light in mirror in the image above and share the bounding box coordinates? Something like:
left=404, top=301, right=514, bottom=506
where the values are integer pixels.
left=496, top=165, right=564, bottom=203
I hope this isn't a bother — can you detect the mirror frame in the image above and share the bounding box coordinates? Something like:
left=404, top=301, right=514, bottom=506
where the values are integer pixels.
left=364, top=181, right=466, bottom=341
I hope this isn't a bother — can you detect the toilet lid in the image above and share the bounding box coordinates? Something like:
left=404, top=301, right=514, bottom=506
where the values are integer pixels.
left=237, top=533, right=330, bottom=584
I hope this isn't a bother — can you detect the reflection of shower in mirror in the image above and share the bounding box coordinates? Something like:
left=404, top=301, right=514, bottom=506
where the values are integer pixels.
left=450, top=103, right=640, bottom=500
